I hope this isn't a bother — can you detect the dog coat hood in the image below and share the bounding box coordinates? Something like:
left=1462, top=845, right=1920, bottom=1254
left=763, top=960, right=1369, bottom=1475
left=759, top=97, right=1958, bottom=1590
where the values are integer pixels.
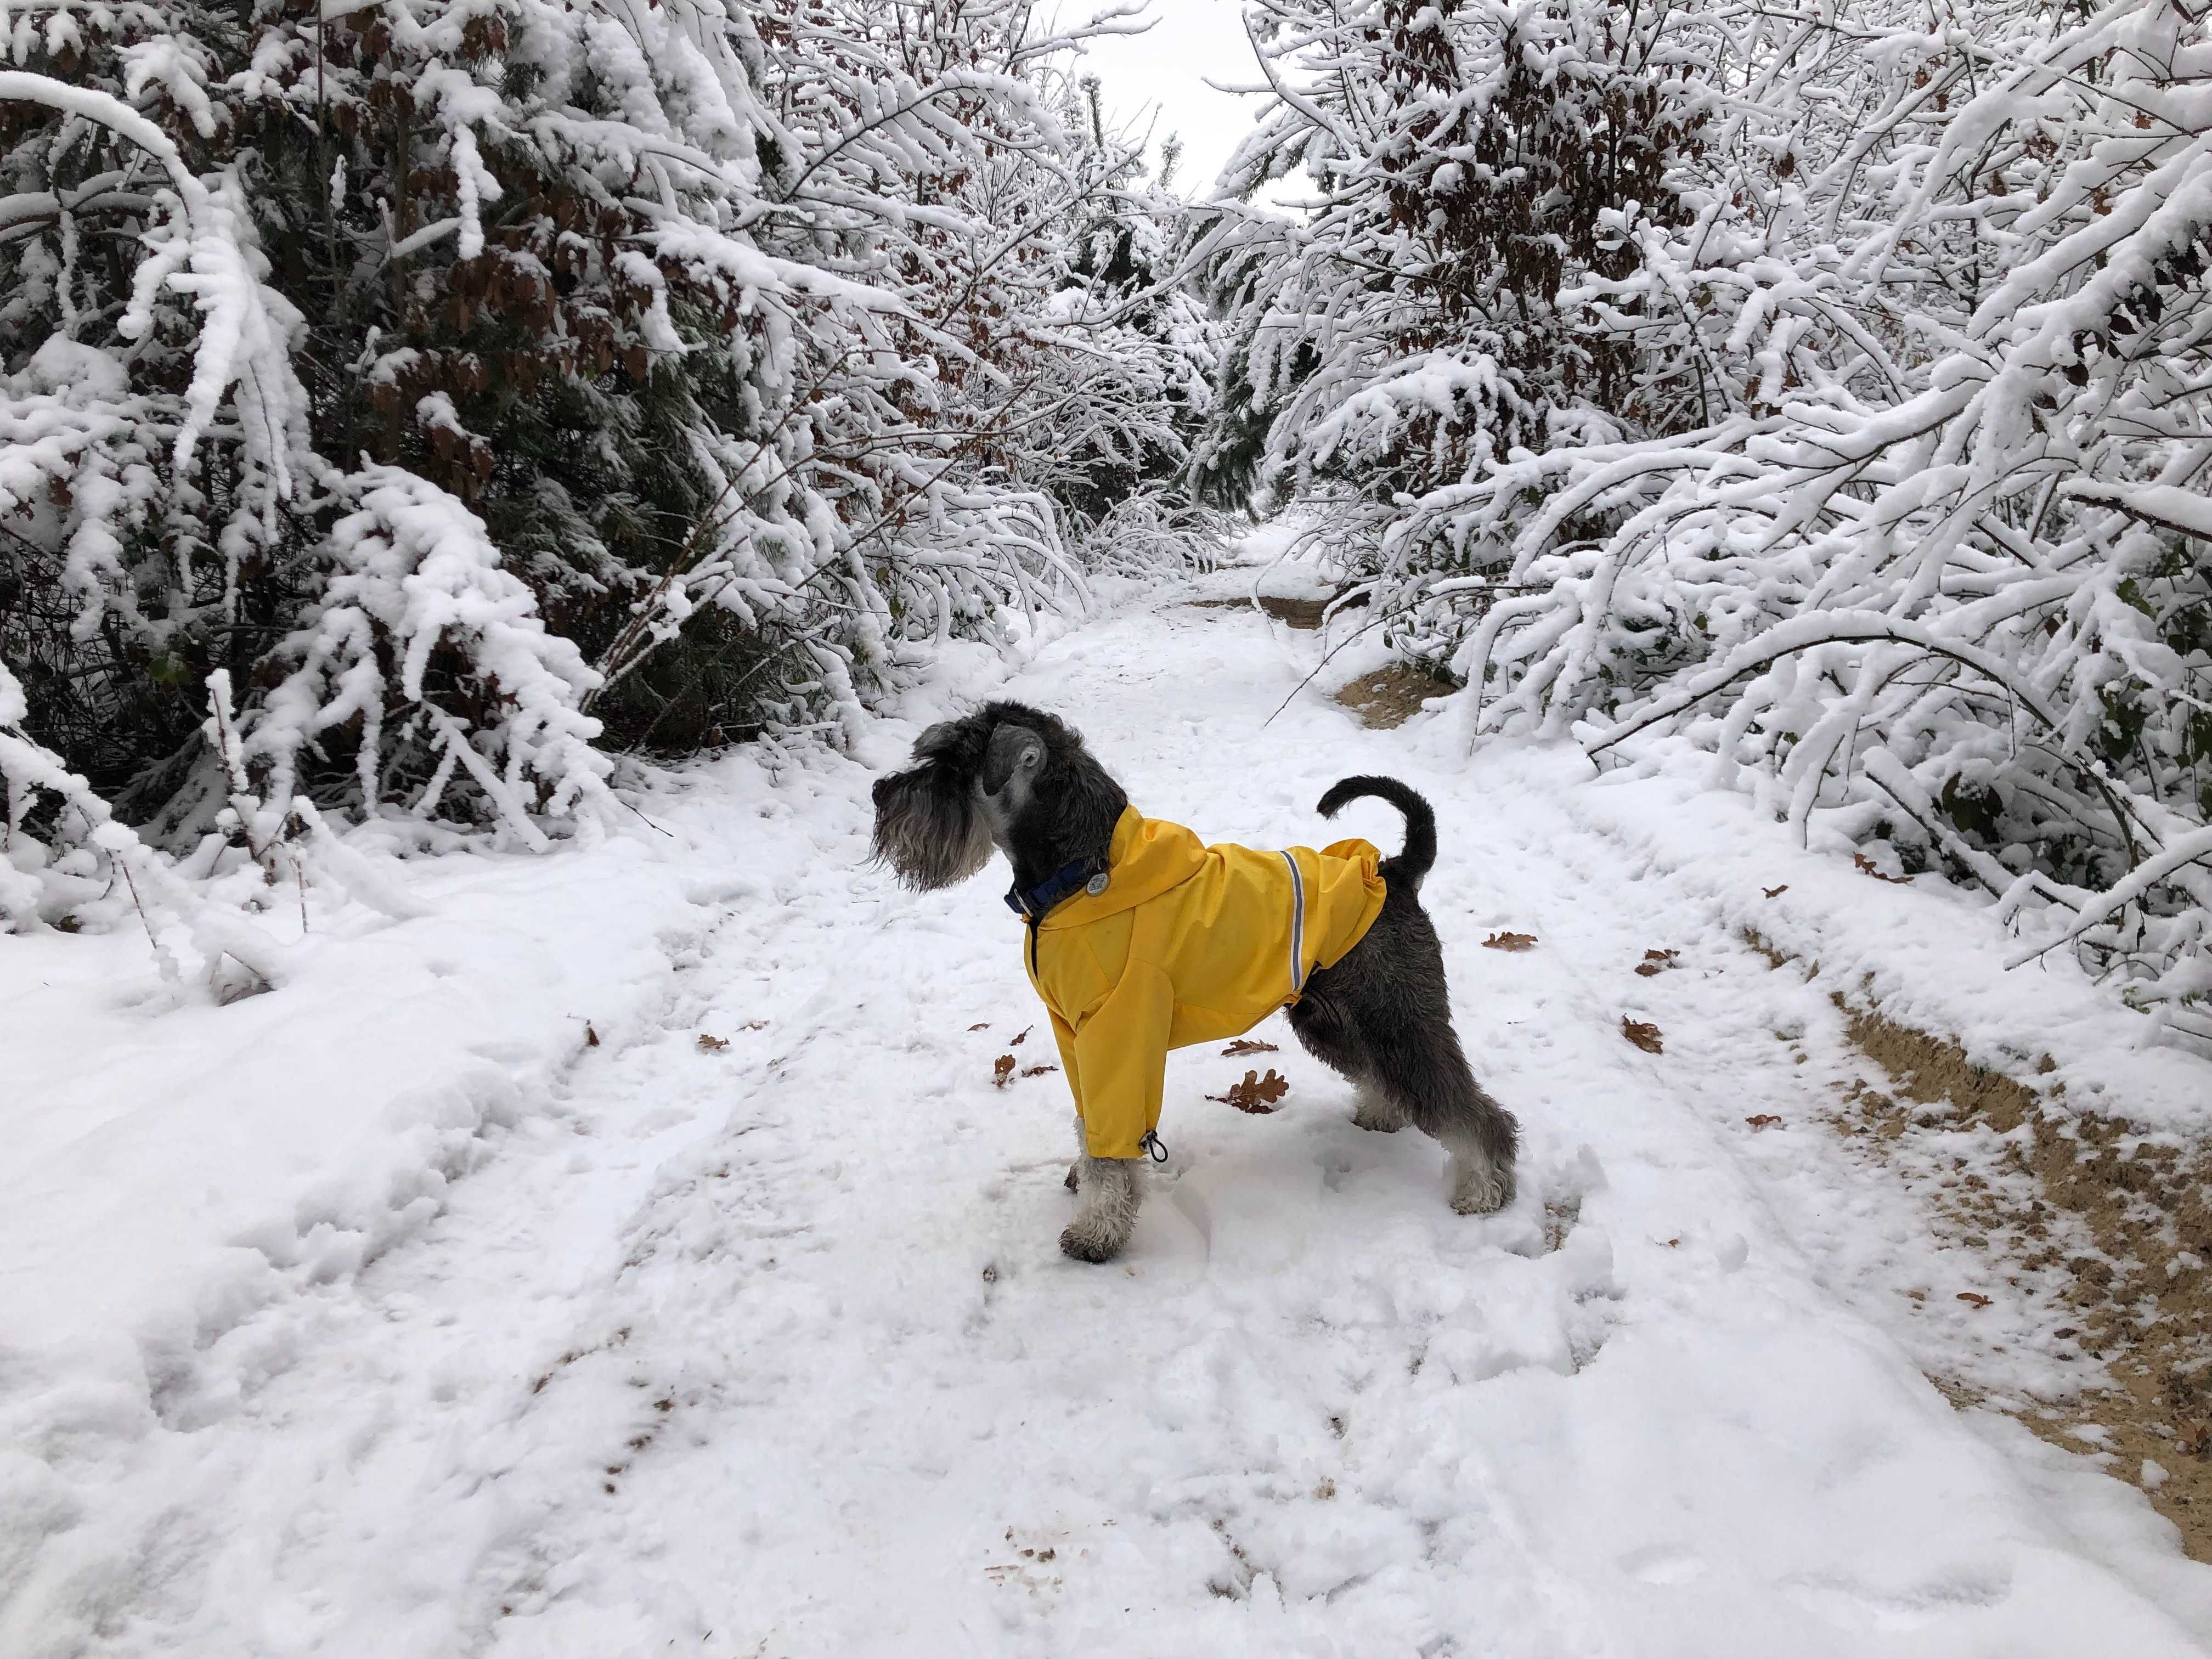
left=1022, top=807, right=1387, bottom=1159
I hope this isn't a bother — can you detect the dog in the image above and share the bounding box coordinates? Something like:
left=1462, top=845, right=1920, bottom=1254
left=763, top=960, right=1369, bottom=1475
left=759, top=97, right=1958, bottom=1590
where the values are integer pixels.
left=870, top=700, right=1519, bottom=1262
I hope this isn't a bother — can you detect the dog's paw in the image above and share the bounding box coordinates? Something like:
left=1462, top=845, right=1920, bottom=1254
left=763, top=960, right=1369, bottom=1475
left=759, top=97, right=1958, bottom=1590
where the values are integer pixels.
left=1064, top=1162, right=1080, bottom=1192
left=1451, top=1164, right=1515, bottom=1216
left=1059, top=1224, right=1124, bottom=1263
left=1350, top=1087, right=1408, bottom=1133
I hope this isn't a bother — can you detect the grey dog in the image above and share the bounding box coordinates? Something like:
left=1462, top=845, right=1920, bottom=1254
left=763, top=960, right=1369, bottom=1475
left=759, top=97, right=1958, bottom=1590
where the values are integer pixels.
left=870, top=699, right=1519, bottom=1261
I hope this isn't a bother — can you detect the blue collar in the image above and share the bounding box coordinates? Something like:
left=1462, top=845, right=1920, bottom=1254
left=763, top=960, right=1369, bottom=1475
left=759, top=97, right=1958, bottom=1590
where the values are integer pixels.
left=1005, top=855, right=1107, bottom=921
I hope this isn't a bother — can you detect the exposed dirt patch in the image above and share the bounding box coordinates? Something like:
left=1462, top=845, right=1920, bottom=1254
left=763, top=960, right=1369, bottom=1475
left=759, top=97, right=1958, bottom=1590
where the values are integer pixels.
left=1182, top=595, right=1331, bottom=629
left=1838, top=1002, right=2212, bottom=1554
left=1743, top=927, right=2212, bottom=1557
left=1182, top=595, right=1451, bottom=728
left=1336, top=663, right=1453, bottom=730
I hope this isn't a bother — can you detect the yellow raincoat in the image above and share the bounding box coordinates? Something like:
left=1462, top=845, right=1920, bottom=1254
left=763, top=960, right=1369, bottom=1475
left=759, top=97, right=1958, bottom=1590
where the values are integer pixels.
left=1020, top=806, right=1388, bottom=1158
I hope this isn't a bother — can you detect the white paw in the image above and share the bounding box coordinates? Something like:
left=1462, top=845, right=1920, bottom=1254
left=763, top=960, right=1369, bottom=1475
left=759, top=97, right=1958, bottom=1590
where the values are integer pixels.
left=1452, top=1167, right=1514, bottom=1215
left=1059, top=1223, right=1124, bottom=1263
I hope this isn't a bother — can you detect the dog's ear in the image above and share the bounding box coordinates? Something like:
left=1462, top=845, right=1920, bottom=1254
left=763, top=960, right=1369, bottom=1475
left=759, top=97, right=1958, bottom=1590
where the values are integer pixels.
left=980, top=724, right=1045, bottom=797
left=912, top=714, right=990, bottom=766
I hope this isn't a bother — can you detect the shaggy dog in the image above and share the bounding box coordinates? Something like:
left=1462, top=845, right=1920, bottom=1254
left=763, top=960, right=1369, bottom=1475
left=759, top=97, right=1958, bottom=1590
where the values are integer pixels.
left=870, top=701, right=1519, bottom=1261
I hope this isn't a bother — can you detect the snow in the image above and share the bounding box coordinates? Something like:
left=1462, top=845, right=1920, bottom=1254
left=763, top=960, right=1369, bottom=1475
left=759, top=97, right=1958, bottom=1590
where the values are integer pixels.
left=1203, top=0, right=2212, bottom=1029
left=6, top=557, right=2212, bottom=1655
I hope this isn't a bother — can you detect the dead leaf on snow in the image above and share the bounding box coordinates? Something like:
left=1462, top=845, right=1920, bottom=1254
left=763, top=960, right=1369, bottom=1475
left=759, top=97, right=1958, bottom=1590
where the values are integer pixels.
left=1010, top=1025, right=1031, bottom=1046
left=1020, top=1064, right=1057, bottom=1079
left=1957, top=1291, right=1992, bottom=1309
left=968, top=1022, right=990, bottom=1031
left=1483, top=931, right=1537, bottom=952
left=1222, top=1039, right=1280, bottom=1056
left=1635, top=948, right=1679, bottom=977
left=1763, top=884, right=1789, bottom=899
left=1746, top=1114, right=1784, bottom=1130
left=1622, top=1018, right=1664, bottom=1054
left=697, top=1033, right=729, bottom=1053
left=1210, top=1068, right=1290, bottom=1113
left=992, top=1054, right=1016, bottom=1088
left=585, top=1023, right=600, bottom=1048
left=1853, top=853, right=1912, bottom=884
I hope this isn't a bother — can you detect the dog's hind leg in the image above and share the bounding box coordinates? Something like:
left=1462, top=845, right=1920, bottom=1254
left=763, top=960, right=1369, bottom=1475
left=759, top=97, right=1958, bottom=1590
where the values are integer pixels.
left=1373, top=1030, right=1519, bottom=1214
left=1300, top=885, right=1517, bottom=1213
left=1351, top=1081, right=1409, bottom=1133
left=1288, top=991, right=1403, bottom=1131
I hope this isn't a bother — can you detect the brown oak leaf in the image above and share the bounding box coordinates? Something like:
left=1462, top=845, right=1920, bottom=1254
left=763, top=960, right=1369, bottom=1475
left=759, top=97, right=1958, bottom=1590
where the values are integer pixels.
left=1222, top=1039, right=1280, bottom=1056
left=584, top=1023, right=600, bottom=1048
left=1622, top=1018, right=1664, bottom=1054
left=1853, top=853, right=1911, bottom=884
left=1956, top=1291, right=1992, bottom=1309
left=991, top=1054, right=1016, bottom=1088
left=1763, top=884, right=1789, bottom=899
left=1010, top=1025, right=1031, bottom=1046
left=697, top=1034, right=729, bottom=1053
left=1483, top=931, right=1537, bottom=952
left=1745, top=1114, right=1784, bottom=1130
left=1020, top=1064, right=1057, bottom=1079
left=1209, top=1068, right=1290, bottom=1113
left=1635, top=949, right=1679, bottom=978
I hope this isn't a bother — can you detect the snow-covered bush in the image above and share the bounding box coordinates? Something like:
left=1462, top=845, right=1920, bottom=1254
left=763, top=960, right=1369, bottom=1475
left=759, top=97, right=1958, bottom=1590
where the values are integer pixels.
left=1189, top=0, right=1711, bottom=521
left=1204, top=0, right=2212, bottom=1039
left=0, top=0, right=1206, bottom=936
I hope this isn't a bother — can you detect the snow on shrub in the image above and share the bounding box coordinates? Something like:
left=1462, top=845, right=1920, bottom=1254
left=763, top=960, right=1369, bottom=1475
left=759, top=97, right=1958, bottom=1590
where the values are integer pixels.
left=0, top=0, right=1211, bottom=957
left=1203, top=0, right=2212, bottom=1042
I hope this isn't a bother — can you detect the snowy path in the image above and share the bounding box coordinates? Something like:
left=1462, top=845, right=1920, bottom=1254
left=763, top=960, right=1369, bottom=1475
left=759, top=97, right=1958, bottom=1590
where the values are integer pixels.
left=12, top=578, right=2212, bottom=1656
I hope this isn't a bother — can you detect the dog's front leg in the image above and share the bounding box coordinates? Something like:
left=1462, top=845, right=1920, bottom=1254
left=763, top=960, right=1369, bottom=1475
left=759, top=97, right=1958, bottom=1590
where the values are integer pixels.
left=1062, top=1157, right=1140, bottom=1261
left=1061, top=1116, right=1141, bottom=1261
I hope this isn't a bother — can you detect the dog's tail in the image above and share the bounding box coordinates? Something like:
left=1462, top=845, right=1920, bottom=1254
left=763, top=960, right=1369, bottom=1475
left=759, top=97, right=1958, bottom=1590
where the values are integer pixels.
left=1316, top=775, right=1437, bottom=888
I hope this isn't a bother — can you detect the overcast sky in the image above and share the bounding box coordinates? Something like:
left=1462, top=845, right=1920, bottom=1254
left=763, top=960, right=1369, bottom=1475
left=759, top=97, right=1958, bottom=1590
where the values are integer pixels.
left=1059, top=1, right=1273, bottom=199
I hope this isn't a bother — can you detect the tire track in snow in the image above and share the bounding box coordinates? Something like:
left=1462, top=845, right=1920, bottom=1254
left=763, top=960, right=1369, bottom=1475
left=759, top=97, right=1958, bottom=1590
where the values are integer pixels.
left=12, top=796, right=869, bottom=1658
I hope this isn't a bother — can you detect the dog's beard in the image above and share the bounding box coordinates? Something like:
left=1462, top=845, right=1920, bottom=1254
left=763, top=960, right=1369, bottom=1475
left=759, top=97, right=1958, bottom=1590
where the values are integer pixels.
left=870, top=762, right=997, bottom=891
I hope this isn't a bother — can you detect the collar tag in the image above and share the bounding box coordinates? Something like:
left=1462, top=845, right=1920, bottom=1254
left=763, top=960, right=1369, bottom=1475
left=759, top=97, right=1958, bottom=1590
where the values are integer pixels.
left=1085, top=872, right=1109, bottom=896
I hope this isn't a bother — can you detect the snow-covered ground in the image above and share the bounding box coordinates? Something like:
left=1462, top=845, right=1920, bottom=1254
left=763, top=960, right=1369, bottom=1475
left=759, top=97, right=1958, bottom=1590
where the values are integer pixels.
left=8, top=554, right=2212, bottom=1656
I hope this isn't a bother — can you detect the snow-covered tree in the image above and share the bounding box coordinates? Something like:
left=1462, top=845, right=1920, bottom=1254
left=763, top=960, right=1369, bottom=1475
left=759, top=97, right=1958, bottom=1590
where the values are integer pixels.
left=1205, top=0, right=2212, bottom=1040
left=1189, top=0, right=1711, bottom=529
left=0, top=0, right=1206, bottom=940
left=997, top=75, right=1226, bottom=574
